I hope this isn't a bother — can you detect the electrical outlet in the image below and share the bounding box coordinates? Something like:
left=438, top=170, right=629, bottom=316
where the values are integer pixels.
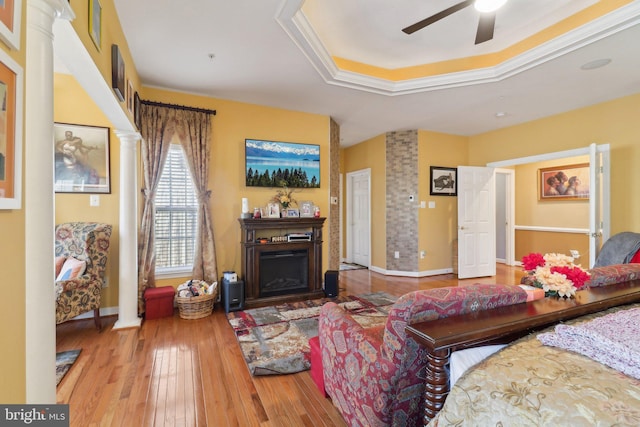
left=409, top=195, right=414, bottom=201
left=394, top=251, right=400, bottom=259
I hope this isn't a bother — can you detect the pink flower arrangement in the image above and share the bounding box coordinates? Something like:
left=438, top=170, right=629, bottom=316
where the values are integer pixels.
left=522, top=252, right=590, bottom=298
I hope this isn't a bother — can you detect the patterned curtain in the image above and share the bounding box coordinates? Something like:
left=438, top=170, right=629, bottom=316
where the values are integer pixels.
left=137, top=104, right=177, bottom=313
left=175, top=109, right=218, bottom=284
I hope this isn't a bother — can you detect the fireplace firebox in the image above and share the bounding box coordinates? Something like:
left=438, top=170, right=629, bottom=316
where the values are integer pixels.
left=239, top=217, right=325, bottom=307
left=259, top=249, right=308, bottom=298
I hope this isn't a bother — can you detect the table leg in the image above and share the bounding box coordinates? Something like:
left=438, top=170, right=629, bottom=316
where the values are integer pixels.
left=422, top=348, right=450, bottom=426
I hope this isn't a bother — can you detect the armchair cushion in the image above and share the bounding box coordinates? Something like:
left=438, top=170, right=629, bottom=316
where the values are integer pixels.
left=319, top=284, right=528, bottom=427
left=56, top=257, right=87, bottom=281
left=55, top=256, right=67, bottom=277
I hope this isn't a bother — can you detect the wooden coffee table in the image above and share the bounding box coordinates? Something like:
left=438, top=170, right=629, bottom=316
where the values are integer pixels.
left=406, top=280, right=640, bottom=425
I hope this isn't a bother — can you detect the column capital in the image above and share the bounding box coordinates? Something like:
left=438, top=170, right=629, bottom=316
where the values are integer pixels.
left=29, top=0, right=75, bottom=20
left=115, top=130, right=142, bottom=145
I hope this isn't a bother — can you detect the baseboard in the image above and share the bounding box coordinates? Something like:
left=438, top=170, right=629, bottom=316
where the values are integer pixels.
left=369, top=265, right=454, bottom=277
left=70, top=306, right=119, bottom=321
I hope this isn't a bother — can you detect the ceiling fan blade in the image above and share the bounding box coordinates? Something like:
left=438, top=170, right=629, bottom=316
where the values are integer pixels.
left=475, top=12, right=496, bottom=44
left=402, top=0, right=474, bottom=34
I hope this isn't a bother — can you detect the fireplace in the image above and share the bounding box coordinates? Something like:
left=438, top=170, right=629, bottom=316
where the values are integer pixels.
left=259, top=249, right=308, bottom=298
left=239, top=217, right=326, bottom=307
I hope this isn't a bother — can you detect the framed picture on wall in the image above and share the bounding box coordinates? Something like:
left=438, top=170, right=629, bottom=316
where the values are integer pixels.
left=0, top=0, right=22, bottom=50
left=89, top=0, right=102, bottom=50
left=539, top=163, right=590, bottom=201
left=111, top=44, right=125, bottom=102
left=430, top=166, right=457, bottom=196
left=0, top=50, right=23, bottom=209
left=54, top=123, right=111, bottom=194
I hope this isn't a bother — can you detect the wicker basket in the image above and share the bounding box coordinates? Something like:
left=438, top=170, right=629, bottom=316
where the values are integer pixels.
left=175, top=283, right=218, bottom=320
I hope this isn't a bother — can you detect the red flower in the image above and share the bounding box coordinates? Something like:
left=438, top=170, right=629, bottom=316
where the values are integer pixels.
left=550, top=266, right=590, bottom=289
left=522, top=252, right=545, bottom=271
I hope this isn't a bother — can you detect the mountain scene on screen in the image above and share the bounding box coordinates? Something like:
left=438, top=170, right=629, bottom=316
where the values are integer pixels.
left=246, top=139, right=320, bottom=188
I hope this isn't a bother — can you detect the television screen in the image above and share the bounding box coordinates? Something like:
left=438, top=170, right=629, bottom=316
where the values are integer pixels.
left=245, top=139, right=320, bottom=188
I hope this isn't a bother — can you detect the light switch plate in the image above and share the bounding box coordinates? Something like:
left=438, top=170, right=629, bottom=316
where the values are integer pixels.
left=90, top=195, right=100, bottom=207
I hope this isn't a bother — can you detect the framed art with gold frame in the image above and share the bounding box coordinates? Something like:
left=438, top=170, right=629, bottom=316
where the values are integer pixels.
left=538, top=163, right=590, bottom=201
left=0, top=49, right=23, bottom=209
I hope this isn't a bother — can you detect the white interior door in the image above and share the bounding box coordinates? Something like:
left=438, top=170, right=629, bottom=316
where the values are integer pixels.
left=457, top=166, right=496, bottom=279
left=347, top=169, right=371, bottom=266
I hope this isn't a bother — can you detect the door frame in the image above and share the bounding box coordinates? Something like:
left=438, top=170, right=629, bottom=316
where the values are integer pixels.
left=487, top=144, right=610, bottom=267
left=495, top=168, right=515, bottom=265
left=345, top=168, right=371, bottom=266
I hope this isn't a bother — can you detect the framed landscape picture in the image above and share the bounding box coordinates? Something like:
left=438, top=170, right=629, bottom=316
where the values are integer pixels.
left=245, top=139, right=320, bottom=188
left=0, top=0, right=21, bottom=50
left=54, top=123, right=111, bottom=193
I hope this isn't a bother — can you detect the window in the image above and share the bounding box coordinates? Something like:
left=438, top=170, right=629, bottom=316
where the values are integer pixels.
left=155, top=144, right=198, bottom=276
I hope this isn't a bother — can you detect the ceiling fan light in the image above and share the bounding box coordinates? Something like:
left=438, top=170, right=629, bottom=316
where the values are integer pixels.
left=474, top=0, right=507, bottom=13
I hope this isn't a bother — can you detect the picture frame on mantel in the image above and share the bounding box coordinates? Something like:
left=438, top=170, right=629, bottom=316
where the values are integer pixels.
left=0, top=0, right=22, bottom=51
left=111, top=44, right=125, bottom=102
left=0, top=49, right=24, bottom=209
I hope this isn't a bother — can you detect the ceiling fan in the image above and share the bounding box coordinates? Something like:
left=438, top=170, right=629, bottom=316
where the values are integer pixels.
left=402, top=0, right=508, bottom=45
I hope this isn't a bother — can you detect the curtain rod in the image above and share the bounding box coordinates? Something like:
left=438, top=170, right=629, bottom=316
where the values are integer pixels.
left=141, top=99, right=216, bottom=116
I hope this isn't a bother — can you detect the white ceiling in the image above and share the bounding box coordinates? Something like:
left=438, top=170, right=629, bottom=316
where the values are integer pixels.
left=112, top=0, right=640, bottom=146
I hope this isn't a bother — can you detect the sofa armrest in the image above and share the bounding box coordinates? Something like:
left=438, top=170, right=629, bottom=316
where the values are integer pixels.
left=319, top=302, right=397, bottom=407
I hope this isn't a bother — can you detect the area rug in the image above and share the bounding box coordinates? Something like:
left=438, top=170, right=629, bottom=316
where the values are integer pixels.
left=226, top=292, right=396, bottom=375
left=56, top=349, right=81, bottom=386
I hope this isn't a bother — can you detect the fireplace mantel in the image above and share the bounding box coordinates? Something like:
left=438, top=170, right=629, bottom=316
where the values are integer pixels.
left=239, top=217, right=326, bottom=308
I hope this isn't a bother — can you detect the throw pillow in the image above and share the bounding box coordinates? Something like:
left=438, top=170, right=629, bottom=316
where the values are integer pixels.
left=56, top=257, right=87, bottom=281
left=55, top=256, right=67, bottom=277
left=587, top=263, right=640, bottom=287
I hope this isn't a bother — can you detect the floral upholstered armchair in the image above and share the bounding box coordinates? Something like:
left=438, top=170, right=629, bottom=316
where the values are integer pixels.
left=318, top=284, right=528, bottom=427
left=55, top=222, right=112, bottom=329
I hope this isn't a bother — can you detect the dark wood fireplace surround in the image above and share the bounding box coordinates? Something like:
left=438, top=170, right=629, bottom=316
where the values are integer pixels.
left=239, top=217, right=326, bottom=308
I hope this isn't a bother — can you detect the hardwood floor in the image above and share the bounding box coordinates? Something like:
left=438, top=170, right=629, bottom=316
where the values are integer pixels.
left=56, top=264, right=525, bottom=426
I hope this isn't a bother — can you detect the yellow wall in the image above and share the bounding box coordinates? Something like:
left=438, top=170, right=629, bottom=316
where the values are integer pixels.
left=342, top=134, right=386, bottom=268
left=69, top=0, right=141, bottom=123
left=515, top=155, right=589, bottom=228
left=0, top=3, right=27, bottom=404
left=469, top=93, right=640, bottom=235
left=142, top=87, right=331, bottom=288
left=54, top=73, right=120, bottom=308
left=418, top=131, right=468, bottom=271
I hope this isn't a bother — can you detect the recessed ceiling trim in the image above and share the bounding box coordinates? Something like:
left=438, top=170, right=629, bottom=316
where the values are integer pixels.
left=276, top=0, right=640, bottom=96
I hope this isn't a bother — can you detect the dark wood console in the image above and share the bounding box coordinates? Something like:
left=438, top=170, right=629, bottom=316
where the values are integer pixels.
left=239, top=217, right=326, bottom=308
left=406, top=280, right=640, bottom=425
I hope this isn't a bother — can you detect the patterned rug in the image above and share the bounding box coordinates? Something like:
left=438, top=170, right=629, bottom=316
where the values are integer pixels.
left=56, top=349, right=81, bottom=386
left=226, top=292, right=396, bottom=375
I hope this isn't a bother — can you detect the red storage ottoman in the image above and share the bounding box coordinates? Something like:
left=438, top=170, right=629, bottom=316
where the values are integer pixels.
left=144, top=286, right=175, bottom=319
left=308, top=336, right=328, bottom=397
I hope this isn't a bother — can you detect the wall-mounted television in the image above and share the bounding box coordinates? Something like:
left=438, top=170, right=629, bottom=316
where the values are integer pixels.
left=245, top=139, right=320, bottom=188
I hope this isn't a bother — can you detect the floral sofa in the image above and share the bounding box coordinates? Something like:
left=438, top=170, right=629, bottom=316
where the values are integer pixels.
left=318, top=283, right=528, bottom=427
left=55, top=222, right=112, bottom=329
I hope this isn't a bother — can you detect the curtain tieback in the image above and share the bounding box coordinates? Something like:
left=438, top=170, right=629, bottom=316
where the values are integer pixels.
left=141, top=188, right=156, bottom=202
left=198, top=190, right=211, bottom=204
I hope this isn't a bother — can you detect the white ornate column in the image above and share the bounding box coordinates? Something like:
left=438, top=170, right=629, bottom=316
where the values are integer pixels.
left=25, top=0, right=74, bottom=403
left=113, top=130, right=142, bottom=329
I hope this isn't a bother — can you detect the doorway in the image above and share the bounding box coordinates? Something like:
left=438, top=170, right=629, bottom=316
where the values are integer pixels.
left=346, top=169, right=371, bottom=267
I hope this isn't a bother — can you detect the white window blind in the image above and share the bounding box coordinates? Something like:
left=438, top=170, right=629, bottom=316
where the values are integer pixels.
left=155, top=144, right=198, bottom=272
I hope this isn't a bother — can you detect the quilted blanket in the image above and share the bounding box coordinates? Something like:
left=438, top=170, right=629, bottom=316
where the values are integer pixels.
left=538, top=307, right=640, bottom=379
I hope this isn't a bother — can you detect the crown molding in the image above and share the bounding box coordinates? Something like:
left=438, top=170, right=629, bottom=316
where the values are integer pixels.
left=276, top=0, right=640, bottom=95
